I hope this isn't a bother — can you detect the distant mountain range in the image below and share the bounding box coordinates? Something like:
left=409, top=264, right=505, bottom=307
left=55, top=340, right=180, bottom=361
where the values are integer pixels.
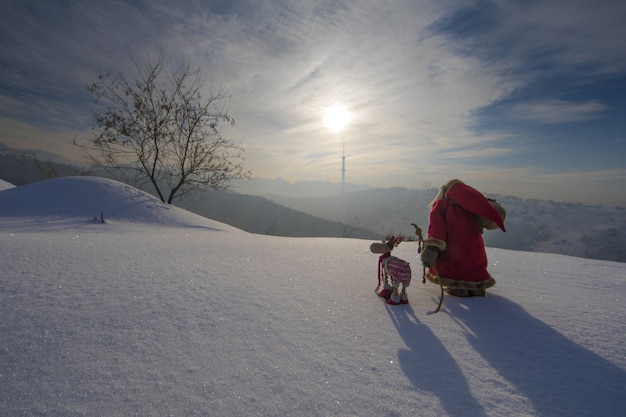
left=1, top=143, right=625, bottom=262
left=0, top=143, right=86, bottom=185
left=263, top=187, right=626, bottom=263
left=175, top=188, right=379, bottom=239
left=228, top=176, right=374, bottom=198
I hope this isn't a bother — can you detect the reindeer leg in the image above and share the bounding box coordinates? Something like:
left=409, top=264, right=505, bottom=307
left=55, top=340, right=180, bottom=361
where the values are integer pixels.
left=386, top=280, right=402, bottom=305
left=399, top=284, right=409, bottom=304
left=377, top=273, right=393, bottom=300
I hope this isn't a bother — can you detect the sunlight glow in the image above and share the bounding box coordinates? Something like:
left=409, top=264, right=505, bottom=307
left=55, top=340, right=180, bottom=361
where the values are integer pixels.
left=323, top=104, right=351, bottom=132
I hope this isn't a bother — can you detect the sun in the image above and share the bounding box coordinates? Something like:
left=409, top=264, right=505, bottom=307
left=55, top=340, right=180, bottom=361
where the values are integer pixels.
left=323, top=104, right=351, bottom=133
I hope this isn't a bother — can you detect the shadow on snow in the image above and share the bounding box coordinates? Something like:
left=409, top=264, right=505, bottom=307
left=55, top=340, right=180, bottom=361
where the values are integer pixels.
left=388, top=294, right=626, bottom=417
left=386, top=303, right=489, bottom=417
left=448, top=295, right=626, bottom=417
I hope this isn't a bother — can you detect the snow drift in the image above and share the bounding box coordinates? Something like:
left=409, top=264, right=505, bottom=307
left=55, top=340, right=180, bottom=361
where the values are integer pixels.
left=0, top=176, right=241, bottom=232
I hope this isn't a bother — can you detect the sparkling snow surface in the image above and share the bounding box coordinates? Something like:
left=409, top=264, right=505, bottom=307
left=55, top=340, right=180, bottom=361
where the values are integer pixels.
left=1, top=177, right=625, bottom=417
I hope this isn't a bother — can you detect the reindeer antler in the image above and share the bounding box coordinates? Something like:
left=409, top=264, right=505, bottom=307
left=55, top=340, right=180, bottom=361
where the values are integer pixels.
left=410, top=223, right=424, bottom=253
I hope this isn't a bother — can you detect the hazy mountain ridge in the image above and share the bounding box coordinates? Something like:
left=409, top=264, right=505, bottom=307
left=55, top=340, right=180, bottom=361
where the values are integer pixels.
left=264, top=186, right=435, bottom=238
left=230, top=176, right=374, bottom=197
left=264, top=187, right=626, bottom=263
left=174, top=189, right=379, bottom=239
left=0, top=144, right=88, bottom=185
left=493, top=195, right=626, bottom=262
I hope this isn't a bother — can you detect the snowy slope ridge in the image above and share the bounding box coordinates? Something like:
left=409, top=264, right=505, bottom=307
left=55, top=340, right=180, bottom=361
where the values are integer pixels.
left=0, top=176, right=241, bottom=232
left=0, top=178, right=14, bottom=191
left=0, top=177, right=625, bottom=417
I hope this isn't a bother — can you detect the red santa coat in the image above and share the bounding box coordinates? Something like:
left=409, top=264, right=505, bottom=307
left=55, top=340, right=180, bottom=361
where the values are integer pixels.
left=425, top=180, right=506, bottom=291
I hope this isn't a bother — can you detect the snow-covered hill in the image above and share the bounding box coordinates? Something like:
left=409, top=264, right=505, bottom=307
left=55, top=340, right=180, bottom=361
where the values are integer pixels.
left=0, top=176, right=241, bottom=232
left=0, top=177, right=624, bottom=416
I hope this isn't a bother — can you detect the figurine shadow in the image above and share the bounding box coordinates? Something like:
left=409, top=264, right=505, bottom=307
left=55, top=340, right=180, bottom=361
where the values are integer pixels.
left=387, top=293, right=626, bottom=417
left=446, top=294, right=626, bottom=417
left=385, top=303, right=489, bottom=417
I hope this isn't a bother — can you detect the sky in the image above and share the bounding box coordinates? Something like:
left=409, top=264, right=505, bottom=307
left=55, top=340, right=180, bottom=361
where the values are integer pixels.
left=1, top=0, right=626, bottom=205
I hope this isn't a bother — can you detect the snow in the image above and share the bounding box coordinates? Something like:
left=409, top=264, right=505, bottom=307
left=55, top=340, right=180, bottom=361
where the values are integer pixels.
left=0, top=178, right=14, bottom=191
left=1, top=177, right=625, bottom=417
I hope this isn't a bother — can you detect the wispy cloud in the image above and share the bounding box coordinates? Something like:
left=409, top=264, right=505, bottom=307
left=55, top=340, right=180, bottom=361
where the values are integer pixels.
left=510, top=99, right=608, bottom=124
left=449, top=0, right=626, bottom=76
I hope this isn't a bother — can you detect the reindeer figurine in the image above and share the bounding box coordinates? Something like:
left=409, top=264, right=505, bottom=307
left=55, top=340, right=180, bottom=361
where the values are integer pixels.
left=370, top=235, right=412, bottom=305
left=370, top=224, right=425, bottom=306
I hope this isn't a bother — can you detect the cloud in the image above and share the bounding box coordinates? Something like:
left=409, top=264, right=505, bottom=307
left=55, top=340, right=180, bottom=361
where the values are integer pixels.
left=509, top=99, right=608, bottom=124
left=445, top=0, right=626, bottom=76
left=543, top=168, right=626, bottom=183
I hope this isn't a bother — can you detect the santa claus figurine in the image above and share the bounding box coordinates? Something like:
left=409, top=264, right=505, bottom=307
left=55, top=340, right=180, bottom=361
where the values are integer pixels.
left=420, top=179, right=506, bottom=297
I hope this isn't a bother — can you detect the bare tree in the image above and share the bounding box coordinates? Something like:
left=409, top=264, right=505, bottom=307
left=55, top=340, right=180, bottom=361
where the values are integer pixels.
left=76, top=52, right=250, bottom=204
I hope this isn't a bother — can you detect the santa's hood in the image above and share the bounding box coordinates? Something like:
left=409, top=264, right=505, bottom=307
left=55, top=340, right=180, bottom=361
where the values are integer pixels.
left=443, top=179, right=506, bottom=232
